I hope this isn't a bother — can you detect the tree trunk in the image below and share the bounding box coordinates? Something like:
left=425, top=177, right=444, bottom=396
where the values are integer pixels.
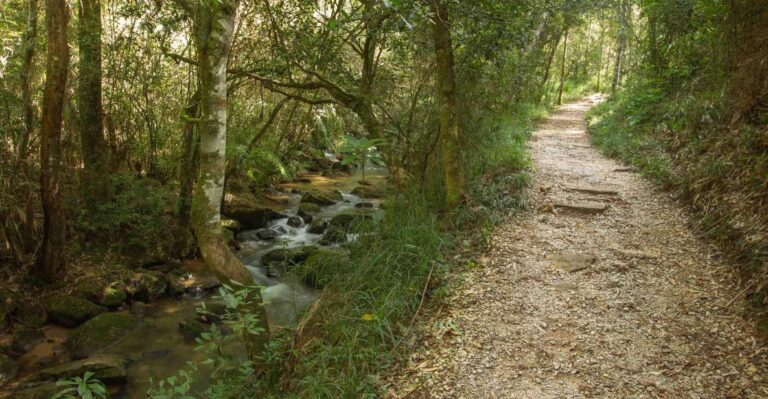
left=78, top=0, right=110, bottom=210
left=188, top=0, right=270, bottom=351
left=612, top=1, right=626, bottom=92
left=557, top=29, right=569, bottom=105
left=175, top=88, right=201, bottom=258
left=429, top=0, right=463, bottom=207
left=38, top=0, right=69, bottom=279
left=20, top=0, right=38, bottom=162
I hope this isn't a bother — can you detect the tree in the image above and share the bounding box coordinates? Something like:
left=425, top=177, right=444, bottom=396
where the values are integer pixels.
left=38, top=0, right=69, bottom=279
left=429, top=0, right=464, bottom=207
left=77, top=0, right=110, bottom=209
left=557, top=28, right=569, bottom=105
left=19, top=0, right=38, bottom=164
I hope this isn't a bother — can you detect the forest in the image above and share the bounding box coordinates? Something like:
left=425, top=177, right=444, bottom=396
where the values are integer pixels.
left=0, top=0, right=766, bottom=398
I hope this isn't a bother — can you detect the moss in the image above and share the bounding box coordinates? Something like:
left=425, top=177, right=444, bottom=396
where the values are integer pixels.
left=64, top=313, right=143, bottom=359
left=43, top=294, right=107, bottom=328
left=291, top=248, right=349, bottom=289
left=301, top=191, right=343, bottom=206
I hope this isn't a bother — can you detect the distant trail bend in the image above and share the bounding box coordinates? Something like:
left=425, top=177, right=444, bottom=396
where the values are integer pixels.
left=390, top=95, right=768, bottom=399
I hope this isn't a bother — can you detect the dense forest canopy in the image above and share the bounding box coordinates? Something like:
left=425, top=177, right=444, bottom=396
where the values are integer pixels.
left=0, top=0, right=766, bottom=397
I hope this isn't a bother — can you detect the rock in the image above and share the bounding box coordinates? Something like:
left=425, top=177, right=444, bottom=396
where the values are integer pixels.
left=14, top=302, right=48, bottom=328
left=320, top=226, right=348, bottom=245
left=0, top=353, right=18, bottom=387
left=129, top=301, right=150, bottom=317
left=565, top=184, right=619, bottom=196
left=298, top=202, right=321, bottom=216
left=73, top=280, right=128, bottom=309
left=13, top=382, right=59, bottom=399
left=355, top=202, right=374, bottom=209
left=287, top=216, right=304, bottom=228
left=328, top=213, right=373, bottom=230
left=553, top=201, right=609, bottom=214
left=44, top=294, right=107, bottom=328
left=255, top=228, right=280, bottom=241
left=0, top=289, right=16, bottom=331
left=552, top=253, right=597, bottom=273
left=301, top=191, right=343, bottom=206
left=196, top=302, right=229, bottom=324
left=221, top=218, right=243, bottom=232
left=126, top=271, right=168, bottom=302
left=295, top=177, right=312, bottom=183
left=308, top=218, right=330, bottom=234
left=11, top=328, right=45, bottom=355
left=38, top=354, right=127, bottom=383
left=65, top=313, right=143, bottom=359
left=262, top=246, right=319, bottom=277
left=167, top=273, right=222, bottom=298
left=166, top=275, right=187, bottom=297
left=179, top=319, right=206, bottom=343
left=223, top=227, right=236, bottom=247
left=225, top=208, right=286, bottom=230
left=351, top=185, right=386, bottom=199
left=292, top=248, right=350, bottom=288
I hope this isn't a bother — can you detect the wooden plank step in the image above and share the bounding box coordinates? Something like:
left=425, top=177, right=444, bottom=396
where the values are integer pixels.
left=554, top=202, right=609, bottom=214
left=565, top=185, right=619, bottom=196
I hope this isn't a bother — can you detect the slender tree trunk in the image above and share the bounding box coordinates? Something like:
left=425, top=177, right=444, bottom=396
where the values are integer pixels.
left=175, top=88, right=201, bottom=258
left=20, top=0, right=38, bottom=162
left=540, top=33, right=562, bottom=100
left=78, top=0, right=110, bottom=209
left=612, top=1, right=626, bottom=93
left=38, top=0, right=69, bottom=279
left=186, top=0, right=270, bottom=352
left=557, top=29, right=569, bottom=105
left=596, top=15, right=606, bottom=92
left=429, top=0, right=463, bottom=207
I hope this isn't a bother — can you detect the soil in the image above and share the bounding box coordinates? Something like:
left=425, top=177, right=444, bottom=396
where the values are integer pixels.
left=388, top=96, right=768, bottom=398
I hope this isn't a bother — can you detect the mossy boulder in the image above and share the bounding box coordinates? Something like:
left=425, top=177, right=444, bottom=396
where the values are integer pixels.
left=11, top=328, right=45, bottom=355
left=261, top=246, right=319, bottom=277
left=44, top=294, right=107, bottom=327
left=297, top=203, right=321, bottom=223
left=308, top=218, right=330, bottom=234
left=320, top=226, right=348, bottom=245
left=65, top=313, right=143, bottom=359
left=38, top=354, right=127, bottom=383
left=328, top=213, right=373, bottom=230
left=221, top=218, right=243, bottom=232
left=0, top=353, right=18, bottom=387
left=351, top=185, right=386, bottom=199
left=13, top=382, right=59, bottom=399
left=225, top=207, right=286, bottom=230
left=73, top=280, right=128, bottom=309
left=301, top=190, right=343, bottom=206
left=292, top=248, right=350, bottom=288
left=126, top=271, right=168, bottom=302
left=14, top=302, right=48, bottom=328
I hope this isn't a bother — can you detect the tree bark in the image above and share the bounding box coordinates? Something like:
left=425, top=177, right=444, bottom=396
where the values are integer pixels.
left=38, top=0, right=69, bottom=279
left=78, top=0, right=110, bottom=209
left=429, top=0, right=463, bottom=207
left=612, top=1, right=627, bottom=92
left=557, top=29, right=569, bottom=105
left=175, top=88, right=201, bottom=258
left=20, top=0, right=38, bottom=162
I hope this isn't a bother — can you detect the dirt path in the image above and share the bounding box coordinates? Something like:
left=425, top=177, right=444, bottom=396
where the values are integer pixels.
left=390, top=96, right=768, bottom=398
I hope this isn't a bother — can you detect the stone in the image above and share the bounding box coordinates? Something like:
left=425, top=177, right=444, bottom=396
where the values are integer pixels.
left=308, top=218, right=330, bottom=234
left=13, top=382, right=59, bottom=399
left=129, top=301, right=150, bottom=316
left=565, top=184, right=619, bottom=196
left=552, top=253, right=597, bottom=273
left=167, top=273, right=222, bottom=298
left=221, top=218, right=243, bottom=232
left=328, top=213, right=373, bottom=230
left=255, top=228, right=280, bottom=241
left=262, top=246, right=319, bottom=277
left=65, top=313, right=143, bottom=359
left=73, top=280, right=128, bottom=309
left=320, top=226, right=348, bottom=246
left=298, top=202, right=321, bottom=216
left=225, top=207, right=286, bottom=230
left=351, top=185, right=386, bottom=199
left=38, top=354, right=127, bottom=383
left=301, top=191, right=343, bottom=206
left=126, top=271, right=168, bottom=302
left=0, top=353, right=18, bottom=387
left=0, top=288, right=15, bottom=331
left=179, top=319, right=206, bottom=343
left=11, top=328, right=45, bottom=355
left=15, top=302, right=48, bottom=328
left=553, top=202, right=609, bottom=214
left=44, top=294, right=107, bottom=328
left=355, top=202, right=374, bottom=209
left=291, top=248, right=350, bottom=288
left=287, top=216, right=304, bottom=228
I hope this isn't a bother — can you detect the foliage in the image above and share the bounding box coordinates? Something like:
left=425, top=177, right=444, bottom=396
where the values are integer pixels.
left=338, top=136, right=386, bottom=182
left=53, top=371, right=108, bottom=399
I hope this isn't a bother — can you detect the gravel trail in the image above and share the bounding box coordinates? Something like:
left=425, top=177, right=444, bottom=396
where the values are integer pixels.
left=389, top=96, right=768, bottom=399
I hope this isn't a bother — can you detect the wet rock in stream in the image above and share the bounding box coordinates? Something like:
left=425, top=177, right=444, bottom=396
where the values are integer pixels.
left=287, top=216, right=304, bottom=227
left=73, top=279, right=128, bottom=309
left=10, top=328, right=45, bottom=355
left=301, top=190, right=343, bottom=206
left=308, top=218, right=330, bottom=234
left=225, top=207, right=286, bottom=230
left=126, top=271, right=169, bottom=302
left=37, top=354, right=127, bottom=383
left=43, top=294, right=107, bottom=328
left=320, top=226, right=348, bottom=245
left=262, top=246, right=320, bottom=277
left=298, top=203, right=321, bottom=223
left=65, top=313, right=143, bottom=359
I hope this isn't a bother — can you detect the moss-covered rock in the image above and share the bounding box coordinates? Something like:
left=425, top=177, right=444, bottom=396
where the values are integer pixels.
left=225, top=207, right=286, bottom=230
left=297, top=203, right=321, bottom=223
left=301, top=190, right=343, bottom=206
left=11, top=328, right=45, bottom=355
left=14, top=302, right=48, bottom=328
left=308, top=218, right=330, bottom=234
left=292, top=248, right=350, bottom=288
left=221, top=218, right=243, bottom=232
left=65, top=313, right=143, bottom=359
left=44, top=294, right=107, bottom=328
left=262, top=246, right=319, bottom=277
left=351, top=185, right=386, bottom=199
left=38, top=354, right=127, bottom=383
left=13, top=382, right=59, bottom=399
left=126, top=271, right=168, bottom=302
left=328, top=212, right=373, bottom=230
left=73, top=279, right=129, bottom=309
left=0, top=353, right=18, bottom=387
left=320, top=226, right=348, bottom=245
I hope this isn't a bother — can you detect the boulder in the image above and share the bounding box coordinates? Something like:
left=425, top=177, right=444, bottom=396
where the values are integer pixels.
left=320, top=226, right=348, bottom=246
left=261, top=246, right=319, bottom=277
left=38, top=354, right=127, bottom=383
left=292, top=248, right=350, bottom=289
left=14, top=302, right=48, bottom=328
left=126, top=271, right=168, bottom=302
left=167, top=273, right=222, bottom=298
left=179, top=319, right=206, bottom=343
left=355, top=202, right=374, bottom=209
left=351, top=185, right=386, bottom=199
left=301, top=191, right=343, bottom=206
left=44, top=294, right=107, bottom=328
left=65, top=313, right=143, bottom=359
left=11, top=328, right=45, bottom=355
left=221, top=218, right=243, bottom=232
left=287, top=216, right=304, bottom=228
left=328, top=213, right=373, bottom=230
left=74, top=280, right=129, bottom=309
left=308, top=218, right=330, bottom=234
left=0, top=353, right=18, bottom=387
left=255, top=228, right=280, bottom=241
left=225, top=208, right=286, bottom=230
left=13, top=382, right=59, bottom=399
